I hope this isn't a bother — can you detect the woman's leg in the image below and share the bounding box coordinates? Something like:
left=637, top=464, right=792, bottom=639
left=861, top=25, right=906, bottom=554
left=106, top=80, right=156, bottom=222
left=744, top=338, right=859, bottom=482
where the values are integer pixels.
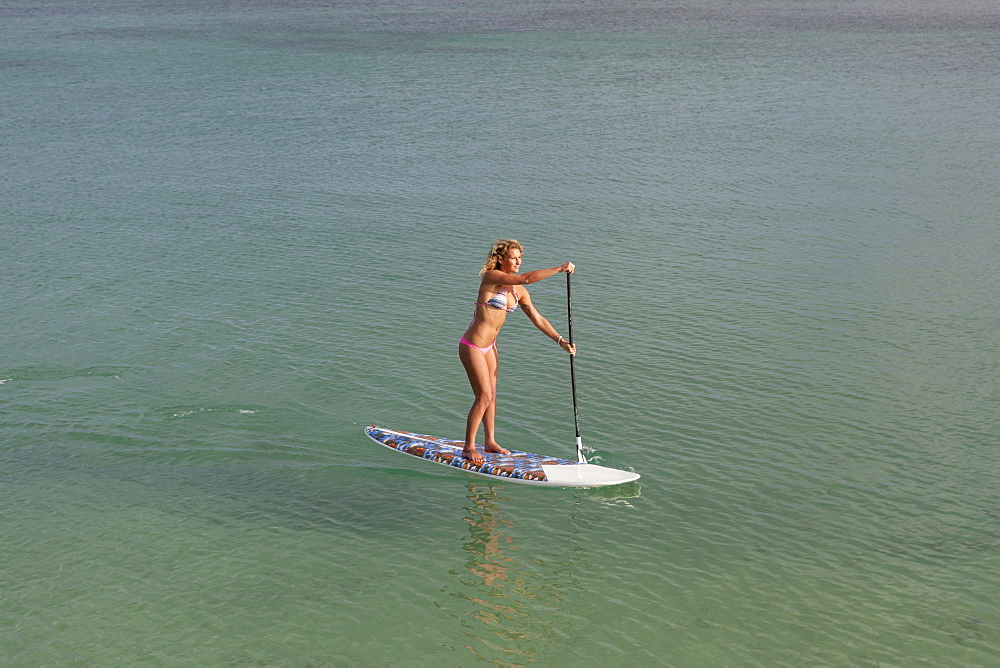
left=482, top=346, right=509, bottom=455
left=459, top=343, right=495, bottom=463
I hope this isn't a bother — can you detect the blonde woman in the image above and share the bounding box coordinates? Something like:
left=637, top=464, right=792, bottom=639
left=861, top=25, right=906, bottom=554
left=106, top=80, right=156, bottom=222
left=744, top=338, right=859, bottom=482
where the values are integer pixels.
left=459, top=239, right=576, bottom=463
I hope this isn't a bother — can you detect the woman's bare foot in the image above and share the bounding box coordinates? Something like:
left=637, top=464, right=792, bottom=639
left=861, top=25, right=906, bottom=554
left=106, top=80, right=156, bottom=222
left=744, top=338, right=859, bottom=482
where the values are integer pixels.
left=484, top=441, right=510, bottom=456
left=462, top=447, right=485, bottom=464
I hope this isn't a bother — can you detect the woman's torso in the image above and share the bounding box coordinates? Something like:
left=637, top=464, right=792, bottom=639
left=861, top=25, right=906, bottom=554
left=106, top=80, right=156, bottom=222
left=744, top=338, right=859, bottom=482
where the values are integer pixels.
left=463, top=283, right=519, bottom=345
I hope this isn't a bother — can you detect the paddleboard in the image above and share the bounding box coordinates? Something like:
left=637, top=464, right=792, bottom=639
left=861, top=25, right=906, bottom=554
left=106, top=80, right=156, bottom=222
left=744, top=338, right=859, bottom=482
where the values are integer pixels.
left=365, top=425, right=640, bottom=488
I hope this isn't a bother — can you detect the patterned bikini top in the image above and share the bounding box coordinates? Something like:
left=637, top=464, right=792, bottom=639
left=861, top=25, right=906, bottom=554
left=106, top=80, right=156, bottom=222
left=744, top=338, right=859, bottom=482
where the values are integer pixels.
left=476, top=285, right=519, bottom=313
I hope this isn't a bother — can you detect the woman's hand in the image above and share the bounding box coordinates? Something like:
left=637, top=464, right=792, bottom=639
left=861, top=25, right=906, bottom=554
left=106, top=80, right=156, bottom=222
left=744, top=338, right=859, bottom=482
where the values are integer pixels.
left=559, top=338, right=576, bottom=356
left=558, top=261, right=575, bottom=274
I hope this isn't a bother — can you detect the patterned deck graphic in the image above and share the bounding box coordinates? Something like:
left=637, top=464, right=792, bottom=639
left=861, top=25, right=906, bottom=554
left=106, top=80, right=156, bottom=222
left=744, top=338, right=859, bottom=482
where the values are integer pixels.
left=365, top=425, right=580, bottom=482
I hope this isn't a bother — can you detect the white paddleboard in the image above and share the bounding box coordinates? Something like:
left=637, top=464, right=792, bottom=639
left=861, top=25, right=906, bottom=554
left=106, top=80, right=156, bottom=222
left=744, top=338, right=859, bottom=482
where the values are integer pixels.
left=366, top=425, right=640, bottom=488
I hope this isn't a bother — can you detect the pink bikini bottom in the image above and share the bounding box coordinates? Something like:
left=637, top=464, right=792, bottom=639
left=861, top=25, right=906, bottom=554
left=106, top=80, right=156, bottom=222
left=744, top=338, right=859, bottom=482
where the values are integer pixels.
left=460, top=336, right=496, bottom=354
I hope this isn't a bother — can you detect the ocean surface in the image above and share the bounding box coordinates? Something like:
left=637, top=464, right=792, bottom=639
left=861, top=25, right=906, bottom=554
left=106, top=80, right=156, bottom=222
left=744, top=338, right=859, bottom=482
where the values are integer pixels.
left=3, top=0, right=998, bottom=664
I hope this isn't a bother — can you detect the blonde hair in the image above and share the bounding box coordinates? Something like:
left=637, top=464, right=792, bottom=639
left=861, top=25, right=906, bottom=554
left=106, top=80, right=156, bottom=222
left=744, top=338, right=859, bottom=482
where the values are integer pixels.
left=479, top=239, right=524, bottom=275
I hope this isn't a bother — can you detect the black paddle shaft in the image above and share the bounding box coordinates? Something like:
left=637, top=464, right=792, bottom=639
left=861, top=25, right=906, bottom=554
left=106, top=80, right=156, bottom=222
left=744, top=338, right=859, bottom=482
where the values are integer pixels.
left=567, top=272, right=581, bottom=440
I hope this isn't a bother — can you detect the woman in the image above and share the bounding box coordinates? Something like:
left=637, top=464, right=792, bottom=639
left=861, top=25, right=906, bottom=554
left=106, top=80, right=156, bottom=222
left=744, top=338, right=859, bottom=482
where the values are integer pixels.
left=459, top=239, right=576, bottom=463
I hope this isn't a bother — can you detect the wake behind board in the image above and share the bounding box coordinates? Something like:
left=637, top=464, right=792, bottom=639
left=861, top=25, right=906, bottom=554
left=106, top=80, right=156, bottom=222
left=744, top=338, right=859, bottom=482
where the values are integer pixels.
left=365, top=425, right=640, bottom=488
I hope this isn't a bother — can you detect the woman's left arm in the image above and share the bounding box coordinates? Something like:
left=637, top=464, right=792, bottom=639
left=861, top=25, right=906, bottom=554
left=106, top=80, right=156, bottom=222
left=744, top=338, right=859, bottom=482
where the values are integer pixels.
left=518, top=288, right=576, bottom=355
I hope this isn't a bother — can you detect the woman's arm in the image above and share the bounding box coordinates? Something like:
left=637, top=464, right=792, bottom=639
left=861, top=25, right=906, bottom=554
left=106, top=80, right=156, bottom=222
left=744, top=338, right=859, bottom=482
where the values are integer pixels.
left=518, top=288, right=576, bottom=355
left=482, top=262, right=574, bottom=286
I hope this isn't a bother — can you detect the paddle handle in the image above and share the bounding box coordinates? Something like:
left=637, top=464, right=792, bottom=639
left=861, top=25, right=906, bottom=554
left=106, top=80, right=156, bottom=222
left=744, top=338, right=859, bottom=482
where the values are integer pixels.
left=567, top=272, right=587, bottom=463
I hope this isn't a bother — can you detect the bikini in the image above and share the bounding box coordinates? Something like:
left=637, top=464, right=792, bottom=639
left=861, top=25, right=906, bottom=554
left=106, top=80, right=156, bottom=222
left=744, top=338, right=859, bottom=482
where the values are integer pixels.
left=476, top=286, right=519, bottom=314
left=460, top=286, right=519, bottom=354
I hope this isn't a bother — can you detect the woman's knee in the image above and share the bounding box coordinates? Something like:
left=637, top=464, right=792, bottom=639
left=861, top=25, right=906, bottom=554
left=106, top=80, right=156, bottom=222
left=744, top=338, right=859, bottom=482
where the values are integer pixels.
left=473, top=388, right=496, bottom=406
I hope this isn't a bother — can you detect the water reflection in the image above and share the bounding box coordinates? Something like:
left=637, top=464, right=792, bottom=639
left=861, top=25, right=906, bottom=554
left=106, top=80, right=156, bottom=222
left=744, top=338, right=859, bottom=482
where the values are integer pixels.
left=447, top=481, right=640, bottom=664
left=450, top=483, right=551, bottom=666
left=463, top=483, right=515, bottom=589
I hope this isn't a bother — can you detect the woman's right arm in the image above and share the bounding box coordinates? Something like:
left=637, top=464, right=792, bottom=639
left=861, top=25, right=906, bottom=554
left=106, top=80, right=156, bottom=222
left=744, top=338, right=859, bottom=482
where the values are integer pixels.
left=483, top=262, right=574, bottom=286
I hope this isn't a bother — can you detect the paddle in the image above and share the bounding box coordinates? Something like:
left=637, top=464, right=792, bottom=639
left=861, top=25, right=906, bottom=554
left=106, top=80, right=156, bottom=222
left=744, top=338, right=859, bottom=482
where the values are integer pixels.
left=566, top=272, right=587, bottom=464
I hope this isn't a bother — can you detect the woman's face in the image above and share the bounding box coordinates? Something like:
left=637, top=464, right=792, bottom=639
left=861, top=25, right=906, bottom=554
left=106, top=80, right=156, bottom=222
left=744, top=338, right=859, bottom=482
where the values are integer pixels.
left=499, top=249, right=522, bottom=273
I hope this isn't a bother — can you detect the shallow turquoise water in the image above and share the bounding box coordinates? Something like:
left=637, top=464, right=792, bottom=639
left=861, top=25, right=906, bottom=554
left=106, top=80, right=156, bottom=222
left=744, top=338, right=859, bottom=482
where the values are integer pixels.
left=2, top=0, right=998, bottom=664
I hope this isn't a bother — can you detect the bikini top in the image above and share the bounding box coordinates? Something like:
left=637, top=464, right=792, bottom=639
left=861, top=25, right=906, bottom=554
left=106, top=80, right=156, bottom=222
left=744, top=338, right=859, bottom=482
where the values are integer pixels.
left=475, top=285, right=519, bottom=313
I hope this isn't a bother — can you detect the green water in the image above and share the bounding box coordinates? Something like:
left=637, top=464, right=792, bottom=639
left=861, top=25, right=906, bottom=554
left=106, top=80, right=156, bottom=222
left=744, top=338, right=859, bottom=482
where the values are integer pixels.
left=3, top=0, right=998, bottom=664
